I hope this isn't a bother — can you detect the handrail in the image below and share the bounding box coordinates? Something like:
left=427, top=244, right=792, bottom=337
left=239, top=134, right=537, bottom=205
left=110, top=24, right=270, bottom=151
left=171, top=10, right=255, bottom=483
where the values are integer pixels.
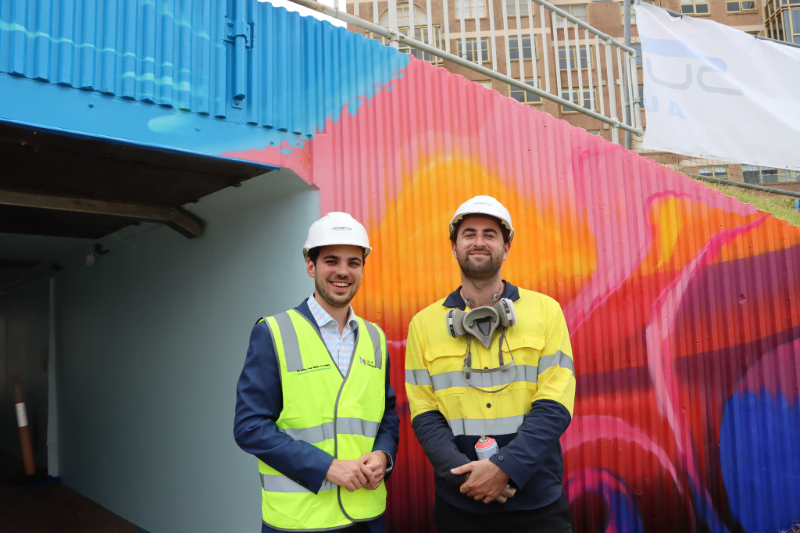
left=686, top=173, right=800, bottom=199
left=286, top=0, right=644, bottom=136
left=531, top=0, right=637, bottom=55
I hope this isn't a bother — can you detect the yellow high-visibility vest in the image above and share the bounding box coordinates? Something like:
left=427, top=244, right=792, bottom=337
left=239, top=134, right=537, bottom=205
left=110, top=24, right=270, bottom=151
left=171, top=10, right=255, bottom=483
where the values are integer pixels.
left=260, top=310, right=388, bottom=531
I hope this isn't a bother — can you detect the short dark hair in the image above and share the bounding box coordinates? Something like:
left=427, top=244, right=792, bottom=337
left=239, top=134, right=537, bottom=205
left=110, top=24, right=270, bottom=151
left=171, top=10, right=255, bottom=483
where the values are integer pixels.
left=307, top=247, right=367, bottom=265
left=449, top=214, right=511, bottom=244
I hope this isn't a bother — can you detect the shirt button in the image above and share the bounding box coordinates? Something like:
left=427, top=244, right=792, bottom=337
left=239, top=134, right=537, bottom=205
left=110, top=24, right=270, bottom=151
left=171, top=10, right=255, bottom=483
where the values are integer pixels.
left=498, top=455, right=504, bottom=460
left=486, top=403, right=492, bottom=408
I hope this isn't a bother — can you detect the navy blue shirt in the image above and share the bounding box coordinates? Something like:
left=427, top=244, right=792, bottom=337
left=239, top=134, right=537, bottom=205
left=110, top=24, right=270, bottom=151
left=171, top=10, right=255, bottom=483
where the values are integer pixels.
left=234, top=300, right=400, bottom=533
left=410, top=282, right=572, bottom=514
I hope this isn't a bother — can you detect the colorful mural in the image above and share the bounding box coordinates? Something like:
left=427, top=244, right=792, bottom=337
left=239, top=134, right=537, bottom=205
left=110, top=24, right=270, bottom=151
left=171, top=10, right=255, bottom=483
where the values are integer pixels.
left=224, top=9, right=800, bottom=533
left=2, top=1, right=799, bottom=531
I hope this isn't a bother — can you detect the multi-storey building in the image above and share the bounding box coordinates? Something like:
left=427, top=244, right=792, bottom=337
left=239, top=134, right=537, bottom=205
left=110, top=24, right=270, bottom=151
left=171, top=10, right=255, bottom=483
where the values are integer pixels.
left=346, top=0, right=800, bottom=184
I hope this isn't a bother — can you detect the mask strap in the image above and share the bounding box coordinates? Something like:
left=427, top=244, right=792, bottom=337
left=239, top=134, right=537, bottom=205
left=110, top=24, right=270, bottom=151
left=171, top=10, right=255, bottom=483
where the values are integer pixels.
left=463, top=337, right=472, bottom=380
left=461, top=331, right=517, bottom=394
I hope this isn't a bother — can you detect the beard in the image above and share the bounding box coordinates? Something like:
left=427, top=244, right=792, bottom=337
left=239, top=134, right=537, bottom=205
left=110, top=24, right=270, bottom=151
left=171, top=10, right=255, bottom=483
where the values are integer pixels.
left=314, top=276, right=361, bottom=308
left=456, top=246, right=503, bottom=280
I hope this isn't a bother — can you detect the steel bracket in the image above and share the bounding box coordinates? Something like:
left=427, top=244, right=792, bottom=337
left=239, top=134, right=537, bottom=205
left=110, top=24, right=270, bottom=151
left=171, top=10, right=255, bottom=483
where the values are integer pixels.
left=225, top=17, right=252, bottom=48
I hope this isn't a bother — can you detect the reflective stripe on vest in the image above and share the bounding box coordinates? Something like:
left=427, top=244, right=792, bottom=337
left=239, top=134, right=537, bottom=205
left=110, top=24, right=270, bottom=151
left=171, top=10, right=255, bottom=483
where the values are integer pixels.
left=448, top=414, right=526, bottom=436
left=259, top=310, right=387, bottom=531
left=278, top=418, right=380, bottom=443
left=261, top=474, right=337, bottom=493
left=405, top=352, right=574, bottom=393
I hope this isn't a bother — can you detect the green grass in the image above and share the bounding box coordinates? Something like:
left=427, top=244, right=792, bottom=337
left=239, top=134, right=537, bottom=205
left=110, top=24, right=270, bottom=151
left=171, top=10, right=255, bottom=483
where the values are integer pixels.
left=688, top=176, right=800, bottom=227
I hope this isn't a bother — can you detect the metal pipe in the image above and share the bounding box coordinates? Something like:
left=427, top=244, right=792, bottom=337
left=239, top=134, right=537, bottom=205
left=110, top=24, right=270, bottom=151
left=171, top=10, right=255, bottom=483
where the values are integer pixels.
left=526, top=0, right=538, bottom=88
left=540, top=2, right=550, bottom=93
left=388, top=0, right=399, bottom=48
left=287, top=0, right=641, bottom=132
left=443, top=0, right=451, bottom=52
left=502, top=0, right=512, bottom=75
left=233, top=0, right=247, bottom=100
left=488, top=0, right=498, bottom=71
left=686, top=173, right=800, bottom=198
left=13, top=378, right=36, bottom=475
left=605, top=43, right=620, bottom=143
left=623, top=0, right=631, bottom=150
left=584, top=28, right=595, bottom=114
left=564, top=20, right=574, bottom=108
left=552, top=10, right=563, bottom=106
left=409, top=0, right=416, bottom=48
left=426, top=0, right=435, bottom=58
left=574, top=23, right=584, bottom=114
left=514, top=0, right=526, bottom=85
left=594, top=34, right=605, bottom=117
left=530, top=0, right=635, bottom=54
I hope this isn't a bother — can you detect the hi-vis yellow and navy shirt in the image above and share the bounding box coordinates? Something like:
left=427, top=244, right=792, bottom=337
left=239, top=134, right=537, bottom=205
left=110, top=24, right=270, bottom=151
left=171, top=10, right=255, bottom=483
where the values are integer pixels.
left=405, top=281, right=575, bottom=514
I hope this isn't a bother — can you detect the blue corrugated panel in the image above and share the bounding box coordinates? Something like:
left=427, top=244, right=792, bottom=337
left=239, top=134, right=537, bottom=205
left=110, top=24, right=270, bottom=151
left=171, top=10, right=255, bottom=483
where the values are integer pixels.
left=0, top=0, right=229, bottom=116
left=0, top=0, right=408, bottom=140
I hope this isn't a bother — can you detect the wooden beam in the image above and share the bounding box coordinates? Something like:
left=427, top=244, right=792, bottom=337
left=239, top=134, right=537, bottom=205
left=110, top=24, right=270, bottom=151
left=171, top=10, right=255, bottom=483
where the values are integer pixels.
left=0, top=189, right=204, bottom=238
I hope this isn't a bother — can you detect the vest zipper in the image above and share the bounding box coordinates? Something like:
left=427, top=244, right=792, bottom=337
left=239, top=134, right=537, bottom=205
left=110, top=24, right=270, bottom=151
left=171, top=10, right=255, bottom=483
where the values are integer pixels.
left=334, top=322, right=360, bottom=521
left=294, top=311, right=366, bottom=522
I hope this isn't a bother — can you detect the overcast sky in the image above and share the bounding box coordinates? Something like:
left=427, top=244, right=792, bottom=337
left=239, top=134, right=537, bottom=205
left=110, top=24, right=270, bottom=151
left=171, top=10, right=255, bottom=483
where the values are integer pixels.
left=258, top=0, right=347, bottom=28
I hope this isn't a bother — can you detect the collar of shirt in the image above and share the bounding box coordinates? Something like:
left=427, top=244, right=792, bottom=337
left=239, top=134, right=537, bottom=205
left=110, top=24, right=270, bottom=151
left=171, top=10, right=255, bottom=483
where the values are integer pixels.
left=442, top=280, right=520, bottom=310
left=308, top=293, right=359, bottom=333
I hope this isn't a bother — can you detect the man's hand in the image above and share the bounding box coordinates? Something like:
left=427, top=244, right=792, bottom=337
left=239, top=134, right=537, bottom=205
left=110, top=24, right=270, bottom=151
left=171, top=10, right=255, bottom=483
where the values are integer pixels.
left=451, top=459, right=514, bottom=504
left=493, top=486, right=517, bottom=504
left=358, top=451, right=388, bottom=490
left=325, top=459, right=376, bottom=492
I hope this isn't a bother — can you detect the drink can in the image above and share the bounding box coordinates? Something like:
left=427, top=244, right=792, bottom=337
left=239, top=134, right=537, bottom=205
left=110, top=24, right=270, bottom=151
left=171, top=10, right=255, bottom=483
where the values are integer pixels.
left=475, top=436, right=498, bottom=460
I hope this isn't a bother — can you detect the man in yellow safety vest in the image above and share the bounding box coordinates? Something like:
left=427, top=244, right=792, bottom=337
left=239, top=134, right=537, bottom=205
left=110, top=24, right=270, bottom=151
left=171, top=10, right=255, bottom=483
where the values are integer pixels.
left=405, top=196, right=576, bottom=533
left=235, top=212, right=399, bottom=533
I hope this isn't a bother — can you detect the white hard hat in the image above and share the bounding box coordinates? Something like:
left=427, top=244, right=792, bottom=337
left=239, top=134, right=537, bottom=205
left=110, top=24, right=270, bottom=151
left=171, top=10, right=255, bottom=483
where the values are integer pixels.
left=449, top=195, right=514, bottom=242
left=303, top=212, right=372, bottom=261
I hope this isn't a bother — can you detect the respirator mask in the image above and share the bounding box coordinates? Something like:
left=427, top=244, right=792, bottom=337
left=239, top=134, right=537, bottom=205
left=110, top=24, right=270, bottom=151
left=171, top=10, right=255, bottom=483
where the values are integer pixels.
left=445, top=297, right=518, bottom=393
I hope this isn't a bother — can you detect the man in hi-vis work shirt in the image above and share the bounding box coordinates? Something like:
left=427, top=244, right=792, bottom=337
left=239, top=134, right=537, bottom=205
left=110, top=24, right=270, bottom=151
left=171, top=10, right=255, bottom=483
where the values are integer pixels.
left=235, top=212, right=400, bottom=533
left=405, top=196, right=575, bottom=533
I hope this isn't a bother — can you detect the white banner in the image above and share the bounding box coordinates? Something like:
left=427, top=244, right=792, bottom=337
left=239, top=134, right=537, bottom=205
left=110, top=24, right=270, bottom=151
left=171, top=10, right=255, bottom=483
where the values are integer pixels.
left=634, top=2, right=800, bottom=171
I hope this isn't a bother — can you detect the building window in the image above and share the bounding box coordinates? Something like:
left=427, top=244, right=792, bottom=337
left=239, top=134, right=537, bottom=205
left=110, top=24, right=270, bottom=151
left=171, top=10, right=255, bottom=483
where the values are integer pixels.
left=506, top=0, right=530, bottom=16
left=558, top=46, right=594, bottom=70
left=726, top=0, right=756, bottom=12
left=586, top=129, right=601, bottom=135
left=627, top=0, right=655, bottom=24
left=743, top=165, right=783, bottom=184
left=511, top=78, right=542, bottom=104
left=477, top=80, right=493, bottom=90
left=456, top=0, right=487, bottom=19
left=458, top=38, right=490, bottom=63
left=509, top=36, right=536, bottom=59
left=699, top=166, right=729, bottom=178
left=765, top=6, right=800, bottom=44
left=379, top=4, right=428, bottom=26
left=631, top=43, right=642, bottom=66
left=680, top=0, right=709, bottom=15
left=370, top=7, right=442, bottom=65
left=555, top=5, right=588, bottom=28
left=561, top=89, right=598, bottom=112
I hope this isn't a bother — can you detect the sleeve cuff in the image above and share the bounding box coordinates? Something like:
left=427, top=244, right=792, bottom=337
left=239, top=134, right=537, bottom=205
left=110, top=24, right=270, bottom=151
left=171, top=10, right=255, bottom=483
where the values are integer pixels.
left=375, top=450, right=394, bottom=472
left=489, top=451, right=529, bottom=489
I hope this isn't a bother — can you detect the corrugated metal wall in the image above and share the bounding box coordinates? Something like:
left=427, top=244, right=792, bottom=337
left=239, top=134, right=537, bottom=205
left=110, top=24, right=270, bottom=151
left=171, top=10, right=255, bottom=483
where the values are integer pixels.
left=2, top=1, right=799, bottom=532
left=224, top=6, right=800, bottom=533
left=0, top=0, right=230, bottom=116
left=0, top=0, right=406, bottom=136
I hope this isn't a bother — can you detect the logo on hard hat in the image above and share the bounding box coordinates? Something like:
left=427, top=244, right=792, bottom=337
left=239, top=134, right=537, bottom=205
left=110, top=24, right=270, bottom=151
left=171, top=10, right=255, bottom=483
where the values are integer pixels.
left=332, top=227, right=353, bottom=231
left=474, top=202, right=492, bottom=206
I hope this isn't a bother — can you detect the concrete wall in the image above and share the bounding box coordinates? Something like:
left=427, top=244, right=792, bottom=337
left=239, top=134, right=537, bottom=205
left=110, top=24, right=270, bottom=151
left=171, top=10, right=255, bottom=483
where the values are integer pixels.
left=0, top=279, right=50, bottom=466
left=54, top=169, right=318, bottom=533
